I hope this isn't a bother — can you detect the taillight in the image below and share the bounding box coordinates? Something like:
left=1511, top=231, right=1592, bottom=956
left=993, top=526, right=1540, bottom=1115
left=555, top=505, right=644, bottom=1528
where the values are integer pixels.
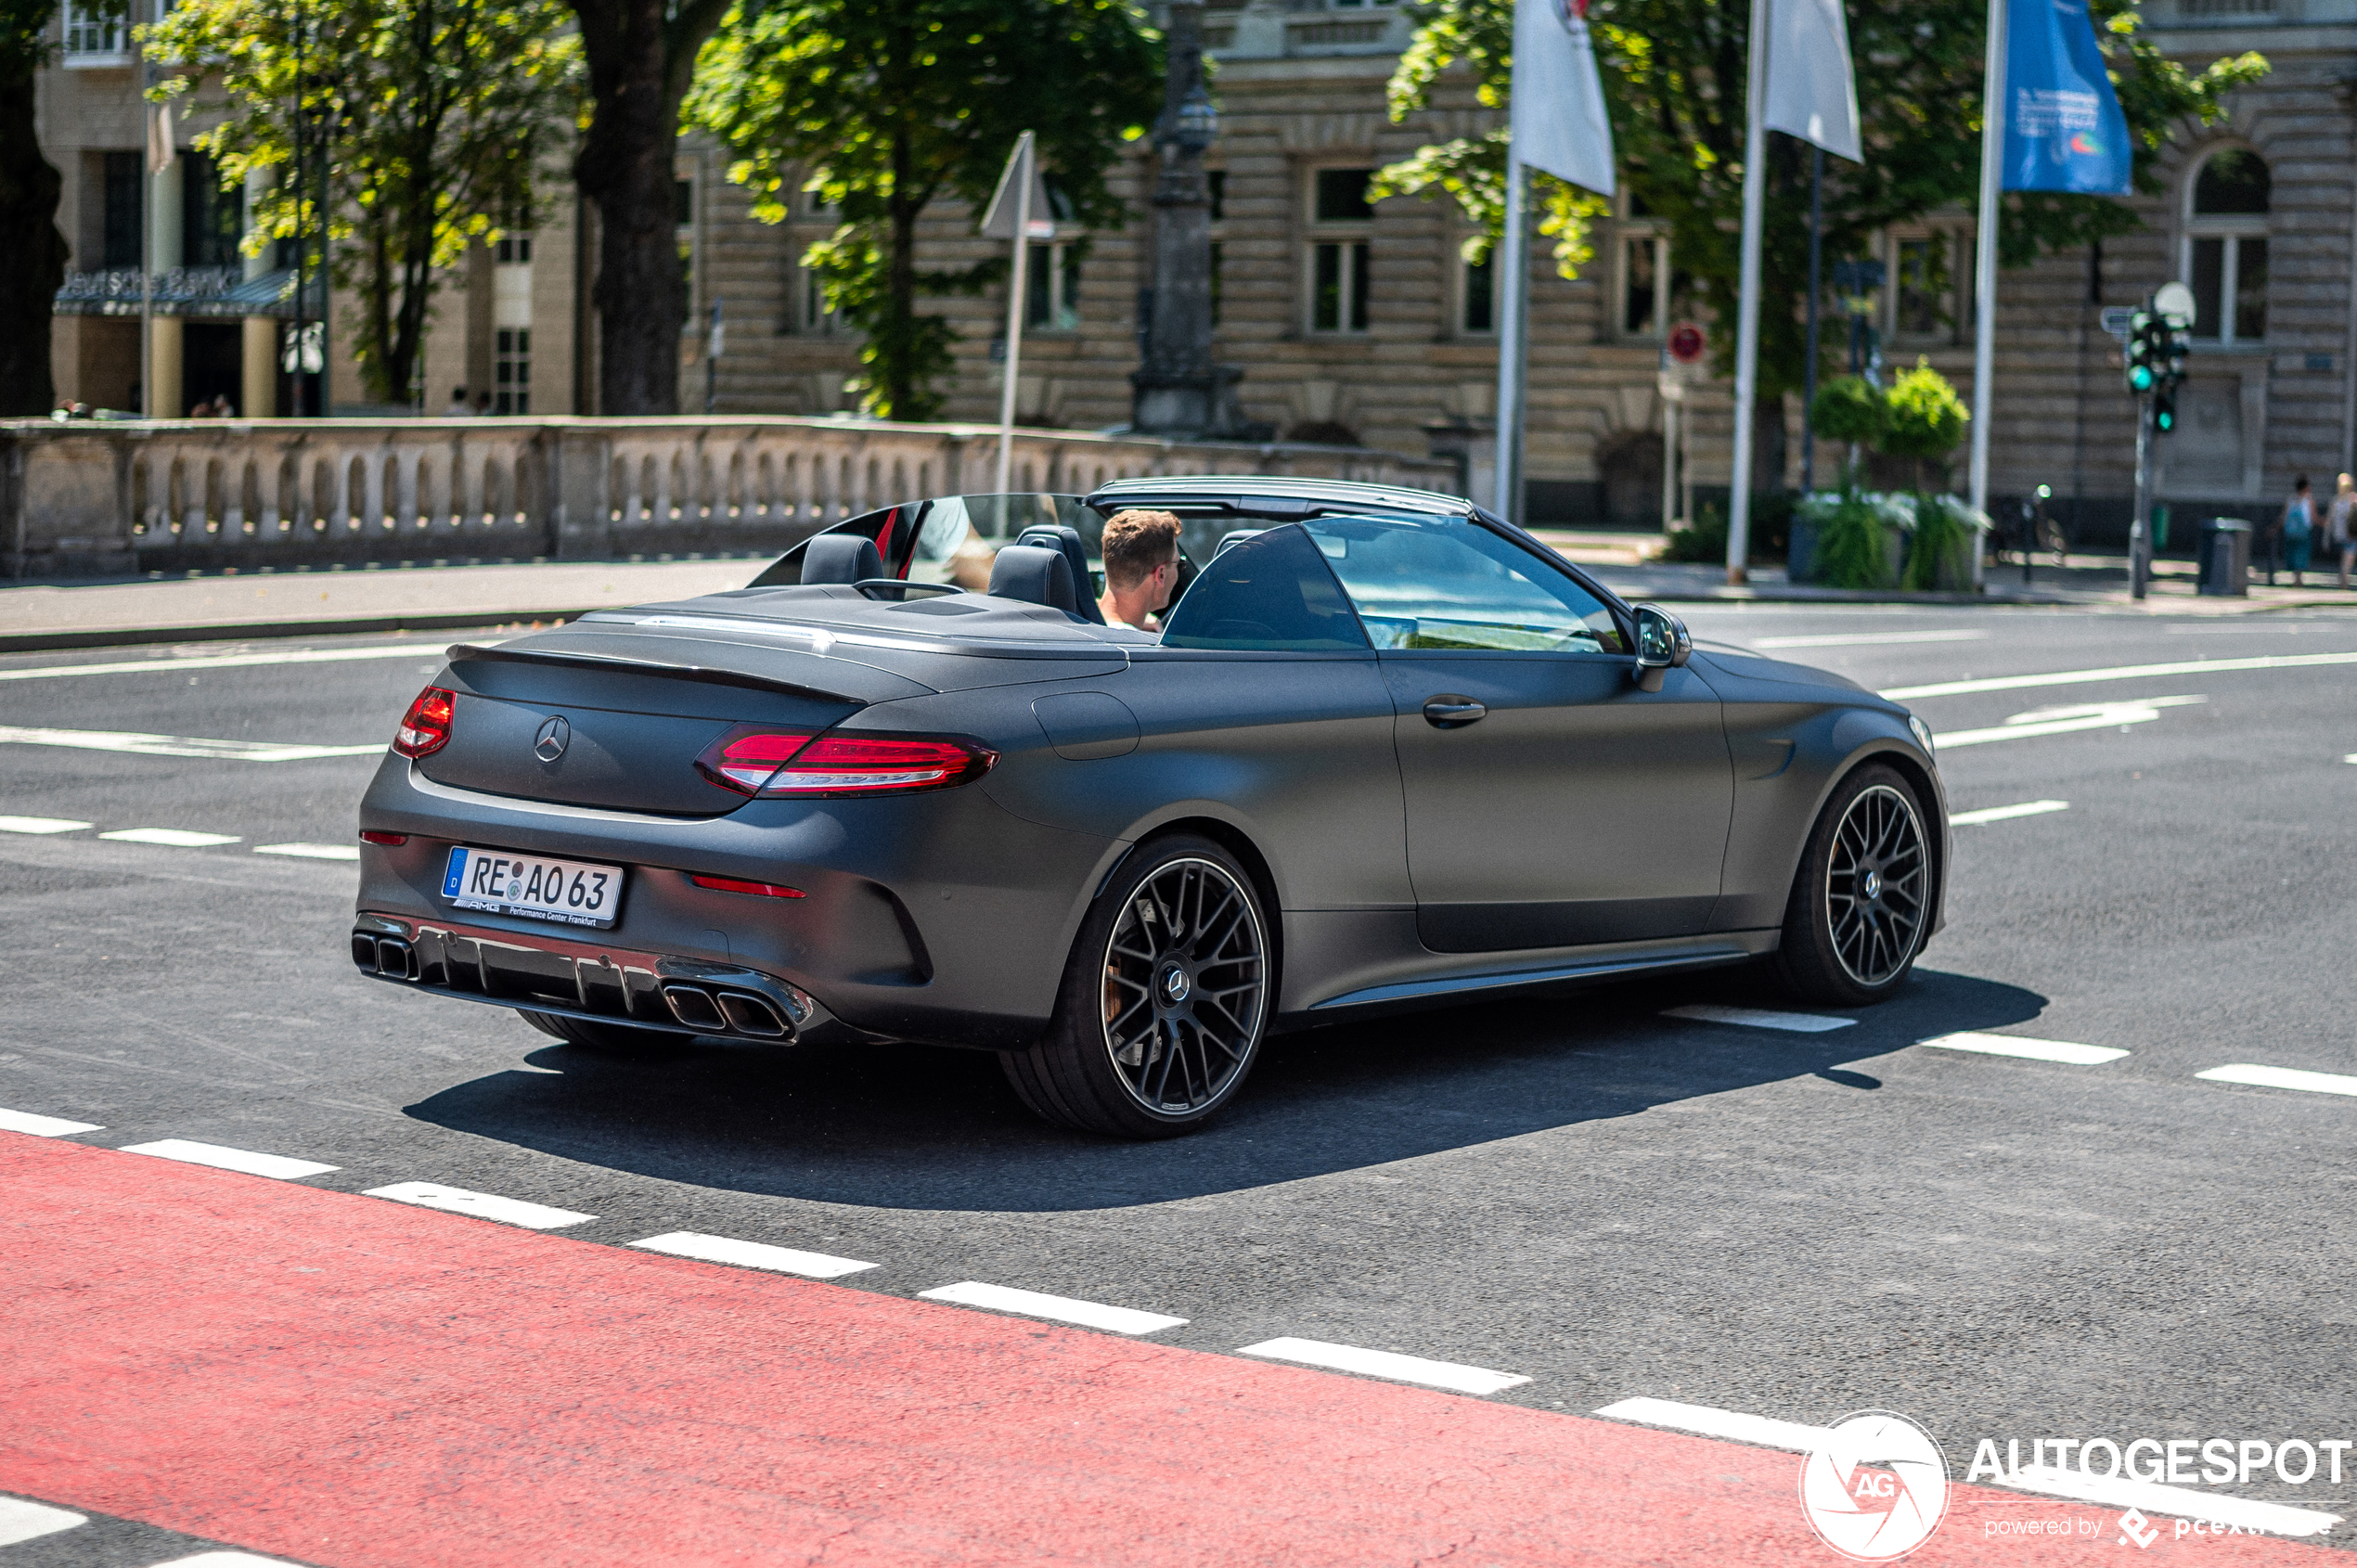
left=393, top=687, right=455, bottom=758
left=360, top=831, right=408, bottom=846
left=689, top=873, right=806, bottom=899
left=695, top=725, right=995, bottom=799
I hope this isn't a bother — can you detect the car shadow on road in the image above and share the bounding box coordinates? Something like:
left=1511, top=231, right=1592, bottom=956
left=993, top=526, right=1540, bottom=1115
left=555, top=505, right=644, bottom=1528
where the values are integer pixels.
left=403, top=965, right=2048, bottom=1212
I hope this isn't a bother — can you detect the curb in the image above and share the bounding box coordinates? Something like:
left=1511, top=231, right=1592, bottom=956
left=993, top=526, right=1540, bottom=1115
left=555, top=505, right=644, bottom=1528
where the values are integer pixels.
left=0, top=609, right=594, bottom=655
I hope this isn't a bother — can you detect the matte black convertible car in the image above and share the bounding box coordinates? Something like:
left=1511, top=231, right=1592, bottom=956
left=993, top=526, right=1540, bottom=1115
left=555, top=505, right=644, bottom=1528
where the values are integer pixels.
left=353, top=476, right=1947, bottom=1137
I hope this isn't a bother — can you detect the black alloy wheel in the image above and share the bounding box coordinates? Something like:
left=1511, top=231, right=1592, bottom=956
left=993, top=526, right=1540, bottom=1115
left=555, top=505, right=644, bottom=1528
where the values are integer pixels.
left=1771, top=765, right=1934, bottom=1007
left=1003, top=835, right=1271, bottom=1138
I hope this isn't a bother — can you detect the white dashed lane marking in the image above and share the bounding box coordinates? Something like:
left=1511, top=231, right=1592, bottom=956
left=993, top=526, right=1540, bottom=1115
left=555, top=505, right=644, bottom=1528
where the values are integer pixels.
left=1591, top=1396, right=1831, bottom=1451
left=1919, top=1033, right=2128, bottom=1065
left=1948, top=800, right=2069, bottom=827
left=98, top=828, right=242, bottom=847
left=148, top=1554, right=308, bottom=1567
left=122, top=1139, right=340, bottom=1180
left=364, top=1181, right=596, bottom=1229
left=0, top=1496, right=86, bottom=1548
left=919, top=1281, right=1187, bottom=1335
left=0, top=726, right=384, bottom=762
left=632, top=1231, right=879, bottom=1279
left=0, top=642, right=453, bottom=683
left=1236, top=1337, right=1530, bottom=1395
left=1663, top=1004, right=1856, bottom=1034
left=0, top=1107, right=103, bottom=1137
left=1753, top=629, right=1990, bottom=649
left=253, top=842, right=362, bottom=860
left=0, top=816, right=92, bottom=834
left=2196, top=1063, right=2357, bottom=1098
left=1882, top=649, right=2357, bottom=701
left=1934, top=696, right=2205, bottom=749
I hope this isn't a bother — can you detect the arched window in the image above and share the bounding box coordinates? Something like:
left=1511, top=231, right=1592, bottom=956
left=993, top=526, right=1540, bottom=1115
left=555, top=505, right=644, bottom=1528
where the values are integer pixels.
left=2185, top=148, right=2269, bottom=344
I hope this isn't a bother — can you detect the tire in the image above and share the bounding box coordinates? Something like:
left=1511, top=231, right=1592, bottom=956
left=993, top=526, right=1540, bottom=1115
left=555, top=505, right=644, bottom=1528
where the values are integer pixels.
left=1770, top=765, right=1935, bottom=1008
left=517, top=1009, right=686, bottom=1055
left=1001, top=835, right=1273, bottom=1138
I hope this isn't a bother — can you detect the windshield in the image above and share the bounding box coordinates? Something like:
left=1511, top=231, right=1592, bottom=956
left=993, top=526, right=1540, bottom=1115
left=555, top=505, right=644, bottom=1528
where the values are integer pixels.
left=1301, top=513, right=1627, bottom=654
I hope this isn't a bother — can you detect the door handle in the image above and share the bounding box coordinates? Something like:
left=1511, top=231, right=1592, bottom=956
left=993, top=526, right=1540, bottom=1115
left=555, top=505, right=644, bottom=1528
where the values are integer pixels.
left=1422, top=696, right=1487, bottom=729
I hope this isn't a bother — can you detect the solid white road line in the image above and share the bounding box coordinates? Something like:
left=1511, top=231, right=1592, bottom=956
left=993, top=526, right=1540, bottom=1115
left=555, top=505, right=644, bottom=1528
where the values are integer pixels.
left=1236, top=1337, right=1530, bottom=1396
left=631, top=1231, right=879, bottom=1279
left=0, top=1108, right=103, bottom=1137
left=97, top=829, right=242, bottom=847
left=1663, top=1004, right=1856, bottom=1034
left=0, top=816, right=93, bottom=834
left=0, top=1497, right=86, bottom=1549
left=1591, top=1396, right=1832, bottom=1451
left=253, top=842, right=362, bottom=861
left=920, top=1281, right=1187, bottom=1335
left=146, top=1554, right=312, bottom=1567
left=1992, top=1463, right=2343, bottom=1538
left=2196, top=1063, right=2357, bottom=1098
left=364, top=1181, right=596, bottom=1229
left=0, top=726, right=384, bottom=762
left=0, top=643, right=450, bottom=683
left=1919, top=1032, right=2129, bottom=1065
left=122, top=1139, right=340, bottom=1180
left=2345, top=752, right=2357, bottom=765
left=1935, top=696, right=2205, bottom=750
left=1753, top=629, right=1990, bottom=649
left=1882, top=649, right=2357, bottom=701
left=1948, top=800, right=2070, bottom=827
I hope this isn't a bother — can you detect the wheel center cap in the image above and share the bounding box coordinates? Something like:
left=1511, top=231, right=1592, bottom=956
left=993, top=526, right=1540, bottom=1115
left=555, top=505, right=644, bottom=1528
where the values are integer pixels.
left=1861, top=868, right=1883, bottom=901
left=1159, top=964, right=1191, bottom=1006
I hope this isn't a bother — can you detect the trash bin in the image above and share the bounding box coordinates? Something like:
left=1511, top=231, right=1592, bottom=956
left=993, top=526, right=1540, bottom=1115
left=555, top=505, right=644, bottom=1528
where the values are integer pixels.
left=2197, top=518, right=2252, bottom=597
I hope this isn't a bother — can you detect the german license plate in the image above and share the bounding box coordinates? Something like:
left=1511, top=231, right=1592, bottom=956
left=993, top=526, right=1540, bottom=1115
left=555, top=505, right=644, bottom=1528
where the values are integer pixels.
left=443, top=846, right=625, bottom=929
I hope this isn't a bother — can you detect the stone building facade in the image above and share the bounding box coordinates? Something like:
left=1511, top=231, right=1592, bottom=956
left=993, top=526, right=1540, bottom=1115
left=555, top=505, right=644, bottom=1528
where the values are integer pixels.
left=36, top=0, right=2352, bottom=536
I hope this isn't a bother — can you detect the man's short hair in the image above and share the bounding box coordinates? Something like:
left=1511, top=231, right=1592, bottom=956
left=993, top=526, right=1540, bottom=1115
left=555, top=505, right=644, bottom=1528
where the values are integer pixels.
left=1101, top=509, right=1183, bottom=590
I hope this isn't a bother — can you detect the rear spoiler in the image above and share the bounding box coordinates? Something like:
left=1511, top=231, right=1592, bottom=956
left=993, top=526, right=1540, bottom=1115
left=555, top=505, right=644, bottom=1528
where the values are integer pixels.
left=444, top=642, right=869, bottom=705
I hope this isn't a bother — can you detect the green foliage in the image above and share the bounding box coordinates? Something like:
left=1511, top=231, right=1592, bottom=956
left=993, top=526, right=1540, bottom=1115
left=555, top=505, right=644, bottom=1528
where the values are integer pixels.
left=1379, top=0, right=2267, bottom=395
left=1901, top=492, right=1985, bottom=590
left=1879, top=358, right=1968, bottom=460
left=1663, top=491, right=1790, bottom=562
left=691, top=0, right=1160, bottom=420
left=147, top=0, right=578, bottom=405
left=1798, top=490, right=1907, bottom=589
left=1659, top=508, right=1725, bottom=563
left=1809, top=375, right=1886, bottom=447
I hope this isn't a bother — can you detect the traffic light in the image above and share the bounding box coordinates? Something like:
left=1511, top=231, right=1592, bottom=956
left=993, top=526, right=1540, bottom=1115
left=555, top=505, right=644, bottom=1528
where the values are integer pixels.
left=2153, top=386, right=2177, bottom=435
left=2123, top=310, right=2159, bottom=392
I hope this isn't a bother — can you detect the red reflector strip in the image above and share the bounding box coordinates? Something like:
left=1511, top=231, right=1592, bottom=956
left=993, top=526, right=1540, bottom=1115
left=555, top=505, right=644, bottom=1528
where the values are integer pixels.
left=689, top=874, right=806, bottom=900
left=359, top=832, right=408, bottom=846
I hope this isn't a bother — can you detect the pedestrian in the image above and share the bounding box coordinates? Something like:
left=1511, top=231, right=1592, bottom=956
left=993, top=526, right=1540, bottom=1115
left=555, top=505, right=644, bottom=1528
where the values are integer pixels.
left=444, top=386, right=470, bottom=418
left=2280, top=474, right=2314, bottom=588
left=473, top=390, right=495, bottom=417
left=2333, top=473, right=2356, bottom=591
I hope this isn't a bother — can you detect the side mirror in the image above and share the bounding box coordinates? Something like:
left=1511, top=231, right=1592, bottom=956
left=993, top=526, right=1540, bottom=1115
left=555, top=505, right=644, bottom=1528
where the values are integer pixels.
left=1630, top=603, right=1693, bottom=692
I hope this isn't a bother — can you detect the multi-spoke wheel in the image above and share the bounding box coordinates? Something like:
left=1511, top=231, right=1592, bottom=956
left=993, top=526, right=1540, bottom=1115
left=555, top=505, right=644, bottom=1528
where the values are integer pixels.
left=1771, top=765, right=1935, bottom=1007
left=1003, top=835, right=1271, bottom=1137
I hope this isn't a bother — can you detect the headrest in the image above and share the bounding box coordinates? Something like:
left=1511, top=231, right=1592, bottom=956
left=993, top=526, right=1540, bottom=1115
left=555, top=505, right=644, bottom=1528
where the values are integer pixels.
left=1213, top=528, right=1265, bottom=559
left=986, top=545, right=1077, bottom=612
left=800, top=533, right=885, bottom=585
left=1015, top=524, right=1105, bottom=623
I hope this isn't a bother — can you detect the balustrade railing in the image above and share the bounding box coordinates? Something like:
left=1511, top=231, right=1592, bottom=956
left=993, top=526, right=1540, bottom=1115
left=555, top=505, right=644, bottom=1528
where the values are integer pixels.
left=1, top=416, right=1457, bottom=580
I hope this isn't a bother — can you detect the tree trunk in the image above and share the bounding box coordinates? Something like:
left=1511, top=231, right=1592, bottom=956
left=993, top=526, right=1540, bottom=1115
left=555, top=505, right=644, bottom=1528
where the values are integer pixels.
left=573, top=0, right=689, bottom=416
left=0, top=67, right=67, bottom=417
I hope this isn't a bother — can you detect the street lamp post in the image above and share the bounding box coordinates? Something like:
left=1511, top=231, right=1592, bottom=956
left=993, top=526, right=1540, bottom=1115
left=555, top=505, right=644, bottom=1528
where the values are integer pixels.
left=1129, top=1, right=1257, bottom=439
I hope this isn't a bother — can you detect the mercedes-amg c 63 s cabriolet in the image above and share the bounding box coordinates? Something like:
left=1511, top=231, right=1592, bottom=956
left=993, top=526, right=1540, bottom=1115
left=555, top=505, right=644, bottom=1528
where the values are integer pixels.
left=352, top=476, right=1947, bottom=1137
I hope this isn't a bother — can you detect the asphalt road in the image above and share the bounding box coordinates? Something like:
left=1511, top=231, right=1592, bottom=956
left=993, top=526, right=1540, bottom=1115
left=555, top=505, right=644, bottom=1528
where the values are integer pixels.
left=3, top=601, right=2353, bottom=1559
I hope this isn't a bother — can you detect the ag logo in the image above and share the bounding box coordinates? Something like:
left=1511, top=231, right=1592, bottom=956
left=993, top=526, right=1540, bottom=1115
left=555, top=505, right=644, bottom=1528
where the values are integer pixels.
left=1798, top=1410, right=1951, bottom=1561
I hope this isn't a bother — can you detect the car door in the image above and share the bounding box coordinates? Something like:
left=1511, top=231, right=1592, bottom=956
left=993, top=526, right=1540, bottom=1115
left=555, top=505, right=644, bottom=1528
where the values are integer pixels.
left=1302, top=513, right=1732, bottom=953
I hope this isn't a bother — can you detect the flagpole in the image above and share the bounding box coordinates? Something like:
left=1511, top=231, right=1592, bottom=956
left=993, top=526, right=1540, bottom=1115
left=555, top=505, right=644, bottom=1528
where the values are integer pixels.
left=1491, top=153, right=1529, bottom=521
left=1727, top=0, right=1771, bottom=585
left=1968, top=0, right=2006, bottom=591
left=994, top=133, right=1034, bottom=496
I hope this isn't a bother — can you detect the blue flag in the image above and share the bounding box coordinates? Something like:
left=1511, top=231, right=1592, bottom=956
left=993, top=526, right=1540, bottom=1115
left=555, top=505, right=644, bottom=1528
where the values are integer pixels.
left=2001, top=0, right=2132, bottom=194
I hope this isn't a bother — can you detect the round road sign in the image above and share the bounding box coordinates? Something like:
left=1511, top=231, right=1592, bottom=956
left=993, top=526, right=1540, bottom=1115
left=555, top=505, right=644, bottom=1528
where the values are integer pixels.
left=1667, top=322, right=1707, bottom=365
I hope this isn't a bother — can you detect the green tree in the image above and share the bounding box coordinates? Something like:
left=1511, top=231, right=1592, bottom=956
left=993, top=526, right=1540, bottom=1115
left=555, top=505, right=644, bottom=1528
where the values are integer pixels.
left=0, top=0, right=100, bottom=414
left=148, top=0, right=578, bottom=406
left=691, top=0, right=1160, bottom=419
left=1377, top=0, right=2266, bottom=488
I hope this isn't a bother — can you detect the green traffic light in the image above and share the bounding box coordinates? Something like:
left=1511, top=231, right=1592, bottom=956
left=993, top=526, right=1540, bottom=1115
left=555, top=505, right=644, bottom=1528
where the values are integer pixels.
left=2131, top=366, right=2154, bottom=390
left=2156, top=408, right=2174, bottom=431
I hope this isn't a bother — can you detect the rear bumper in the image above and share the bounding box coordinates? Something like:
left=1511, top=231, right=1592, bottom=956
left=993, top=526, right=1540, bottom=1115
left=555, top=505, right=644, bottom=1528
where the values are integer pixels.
left=352, top=911, right=853, bottom=1045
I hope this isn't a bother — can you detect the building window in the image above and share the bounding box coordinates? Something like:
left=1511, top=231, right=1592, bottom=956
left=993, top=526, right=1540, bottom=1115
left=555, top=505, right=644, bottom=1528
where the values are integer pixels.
left=1307, top=167, right=1374, bottom=334
left=63, top=0, right=127, bottom=59
left=1890, top=233, right=1956, bottom=340
left=2186, top=148, right=2268, bottom=345
left=800, top=265, right=842, bottom=334
left=676, top=176, right=697, bottom=327
left=1621, top=233, right=1664, bottom=335
left=495, top=328, right=530, bottom=415
left=103, top=150, right=142, bottom=269
left=182, top=151, right=242, bottom=268
left=495, top=230, right=532, bottom=264
left=1207, top=170, right=1228, bottom=223
left=1461, top=248, right=1494, bottom=334
left=1025, top=240, right=1082, bottom=330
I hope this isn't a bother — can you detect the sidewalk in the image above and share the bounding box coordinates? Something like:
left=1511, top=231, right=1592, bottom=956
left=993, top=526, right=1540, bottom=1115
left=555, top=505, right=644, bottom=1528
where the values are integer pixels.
left=5, top=543, right=2353, bottom=653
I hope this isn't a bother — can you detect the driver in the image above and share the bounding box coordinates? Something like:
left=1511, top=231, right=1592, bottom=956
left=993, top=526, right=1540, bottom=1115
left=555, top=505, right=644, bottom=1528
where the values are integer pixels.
left=1097, top=509, right=1183, bottom=631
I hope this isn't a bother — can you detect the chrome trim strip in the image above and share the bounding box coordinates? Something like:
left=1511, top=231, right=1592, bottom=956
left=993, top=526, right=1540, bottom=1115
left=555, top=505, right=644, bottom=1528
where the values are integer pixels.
left=1307, top=945, right=1756, bottom=1012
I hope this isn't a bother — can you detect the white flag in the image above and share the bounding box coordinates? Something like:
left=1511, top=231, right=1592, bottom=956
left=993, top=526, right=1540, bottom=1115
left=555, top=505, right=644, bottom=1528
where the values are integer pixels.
left=1510, top=0, right=1615, bottom=197
left=1762, top=0, right=1861, bottom=161
left=979, top=131, right=1056, bottom=242
left=147, top=102, right=177, bottom=177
